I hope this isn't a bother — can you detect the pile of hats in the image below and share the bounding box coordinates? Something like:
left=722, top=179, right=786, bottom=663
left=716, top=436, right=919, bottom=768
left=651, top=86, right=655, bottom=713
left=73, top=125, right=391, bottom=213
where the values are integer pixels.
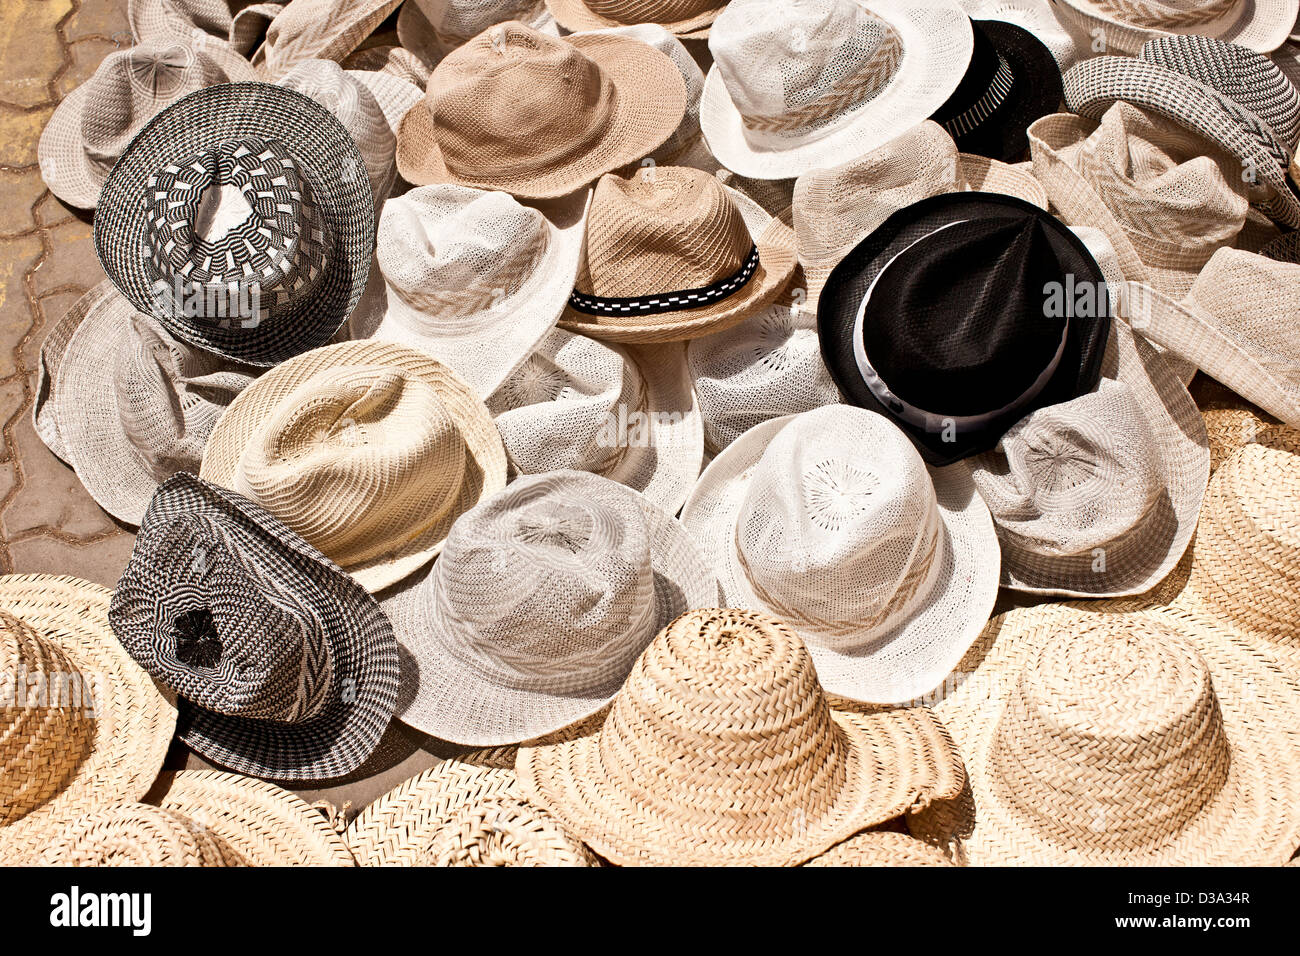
left=11, top=0, right=1300, bottom=866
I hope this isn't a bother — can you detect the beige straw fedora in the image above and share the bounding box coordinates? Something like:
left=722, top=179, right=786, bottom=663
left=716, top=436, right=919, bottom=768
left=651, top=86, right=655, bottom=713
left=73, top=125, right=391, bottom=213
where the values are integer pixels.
left=804, top=829, right=957, bottom=866
left=518, top=608, right=966, bottom=866
left=396, top=22, right=686, bottom=200
left=0, top=575, right=177, bottom=865
left=252, top=0, right=404, bottom=79
left=397, top=0, right=558, bottom=68
left=909, top=602, right=1300, bottom=865
left=548, top=0, right=723, bottom=38
left=346, top=761, right=597, bottom=865
left=36, top=803, right=249, bottom=867
left=681, top=405, right=1001, bottom=704
left=37, top=37, right=258, bottom=209
left=558, top=166, right=797, bottom=343
left=487, top=329, right=703, bottom=514
left=199, top=341, right=507, bottom=592
left=1053, top=0, right=1296, bottom=55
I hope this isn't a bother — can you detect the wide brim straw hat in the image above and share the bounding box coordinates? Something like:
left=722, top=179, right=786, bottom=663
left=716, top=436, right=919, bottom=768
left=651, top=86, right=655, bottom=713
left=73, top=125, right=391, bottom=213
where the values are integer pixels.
left=94, top=83, right=375, bottom=368
left=396, top=0, right=560, bottom=67
left=200, top=340, right=507, bottom=591
left=34, top=281, right=118, bottom=465
left=252, top=0, right=405, bottom=79
left=345, top=760, right=598, bottom=865
left=349, top=68, right=425, bottom=136
left=1052, top=0, right=1296, bottom=55
left=1188, top=373, right=1281, bottom=474
left=699, top=0, right=974, bottom=180
left=908, top=602, right=1300, bottom=865
left=546, top=0, right=722, bottom=38
left=804, top=829, right=957, bottom=866
left=148, top=770, right=356, bottom=865
left=36, top=803, right=249, bottom=867
left=0, top=575, right=177, bottom=864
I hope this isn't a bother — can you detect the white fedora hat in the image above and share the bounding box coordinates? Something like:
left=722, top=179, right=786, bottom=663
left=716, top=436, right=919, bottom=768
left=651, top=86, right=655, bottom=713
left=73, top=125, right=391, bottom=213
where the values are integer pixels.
left=1053, top=0, right=1296, bottom=55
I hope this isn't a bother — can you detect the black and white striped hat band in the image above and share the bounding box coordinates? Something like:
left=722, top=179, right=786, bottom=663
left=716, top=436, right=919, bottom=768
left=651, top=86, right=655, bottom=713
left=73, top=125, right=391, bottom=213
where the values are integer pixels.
left=942, top=53, right=1015, bottom=139
left=568, top=244, right=760, bottom=316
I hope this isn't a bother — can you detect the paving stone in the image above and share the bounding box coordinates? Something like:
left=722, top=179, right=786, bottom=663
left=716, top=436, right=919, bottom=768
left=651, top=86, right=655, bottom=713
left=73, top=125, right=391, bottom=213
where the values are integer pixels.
left=34, top=192, right=77, bottom=229
left=7, top=530, right=135, bottom=589
left=0, top=0, right=74, bottom=110
left=0, top=234, right=44, bottom=380
left=65, top=0, right=132, bottom=44
left=30, top=216, right=100, bottom=298
left=0, top=102, right=54, bottom=167
left=0, top=167, right=47, bottom=237
left=56, top=37, right=119, bottom=98
left=24, top=288, right=83, bottom=371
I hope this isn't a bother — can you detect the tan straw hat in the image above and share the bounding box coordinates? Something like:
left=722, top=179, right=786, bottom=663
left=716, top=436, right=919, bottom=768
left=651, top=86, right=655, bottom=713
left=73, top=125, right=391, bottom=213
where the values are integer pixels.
left=909, top=602, right=1300, bottom=865
left=36, top=804, right=248, bottom=867
left=558, top=166, right=797, bottom=343
left=1188, top=373, right=1281, bottom=474
left=199, top=341, right=507, bottom=592
left=547, top=0, right=724, bottom=37
left=346, top=761, right=597, bottom=865
left=252, top=0, right=404, bottom=79
left=397, top=0, right=558, bottom=67
left=1052, top=0, right=1296, bottom=55
left=804, top=829, right=957, bottom=866
left=395, top=22, right=687, bottom=200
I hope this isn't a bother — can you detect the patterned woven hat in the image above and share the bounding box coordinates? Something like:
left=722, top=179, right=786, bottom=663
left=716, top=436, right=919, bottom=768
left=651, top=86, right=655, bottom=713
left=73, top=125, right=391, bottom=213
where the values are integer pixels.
left=38, top=38, right=257, bottom=209
left=1063, top=35, right=1300, bottom=227
left=518, top=607, right=967, bottom=866
left=200, top=341, right=507, bottom=591
left=396, top=22, right=687, bottom=200
left=251, top=0, right=404, bottom=79
left=699, top=0, right=973, bottom=180
left=805, top=829, right=957, bottom=866
left=547, top=0, right=724, bottom=37
left=1053, top=0, right=1296, bottom=55
left=558, top=166, right=797, bottom=343
left=110, top=473, right=400, bottom=782
left=94, top=83, right=376, bottom=368
left=36, top=803, right=248, bottom=867
left=681, top=405, right=1001, bottom=704
left=368, top=185, right=586, bottom=398
left=487, top=329, right=703, bottom=514
left=909, top=602, right=1300, bottom=865
left=398, top=0, right=558, bottom=67
left=379, top=470, right=717, bottom=745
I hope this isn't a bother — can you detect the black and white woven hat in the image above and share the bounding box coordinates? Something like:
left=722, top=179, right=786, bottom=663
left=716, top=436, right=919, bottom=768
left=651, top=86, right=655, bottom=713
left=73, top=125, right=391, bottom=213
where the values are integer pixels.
left=109, top=473, right=399, bottom=782
left=817, top=192, right=1111, bottom=466
left=94, top=83, right=376, bottom=368
left=1064, top=35, right=1300, bottom=228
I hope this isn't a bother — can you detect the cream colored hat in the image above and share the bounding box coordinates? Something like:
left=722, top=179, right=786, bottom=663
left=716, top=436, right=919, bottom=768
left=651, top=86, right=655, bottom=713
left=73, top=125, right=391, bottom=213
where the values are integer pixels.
left=36, top=803, right=248, bottom=867
left=199, top=340, right=507, bottom=591
left=700, top=0, right=974, bottom=180
left=1053, top=0, right=1296, bottom=55
left=252, top=0, right=404, bottom=79
left=957, top=0, right=1085, bottom=70
left=341, top=44, right=433, bottom=89
left=487, top=328, right=703, bottom=514
left=681, top=405, right=1001, bottom=704
left=548, top=0, right=724, bottom=38
left=397, top=0, right=558, bottom=68
left=128, top=0, right=281, bottom=60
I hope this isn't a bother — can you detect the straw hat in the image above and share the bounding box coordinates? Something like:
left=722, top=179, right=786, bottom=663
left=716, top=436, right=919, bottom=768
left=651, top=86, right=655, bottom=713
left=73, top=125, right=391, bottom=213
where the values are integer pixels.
left=200, top=341, right=507, bottom=591
left=1029, top=104, right=1251, bottom=299
left=150, top=770, right=357, bottom=865
left=251, top=0, right=404, bottom=79
left=558, top=166, right=797, bottom=343
left=368, top=185, right=587, bottom=398
left=547, top=0, right=724, bottom=38
left=804, top=830, right=957, bottom=866
left=518, top=607, right=966, bottom=866
left=396, top=22, right=686, bottom=200
left=342, top=44, right=433, bottom=89
left=956, top=0, right=1085, bottom=70
left=1188, top=373, right=1281, bottom=474
left=681, top=405, right=1001, bottom=704
left=36, top=804, right=248, bottom=867
left=487, top=329, right=703, bottom=513
left=38, top=38, right=257, bottom=209
left=908, top=602, right=1300, bottom=865
left=346, top=761, right=597, bottom=865
left=128, top=0, right=280, bottom=60
left=699, top=0, right=973, bottom=180
left=94, top=83, right=375, bottom=368
left=110, top=474, right=400, bottom=781
left=1053, top=0, right=1296, bottom=55
left=0, top=575, right=177, bottom=864
left=397, top=0, right=558, bottom=68
left=379, top=470, right=718, bottom=745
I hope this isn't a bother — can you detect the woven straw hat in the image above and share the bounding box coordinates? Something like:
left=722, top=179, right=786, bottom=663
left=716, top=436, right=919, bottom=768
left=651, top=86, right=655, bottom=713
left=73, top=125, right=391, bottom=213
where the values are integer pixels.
left=909, top=602, right=1300, bottom=865
left=200, top=341, right=507, bottom=591
left=518, top=607, right=966, bottom=866
left=558, top=166, right=797, bottom=343
left=487, top=329, right=703, bottom=513
left=397, top=0, right=558, bottom=68
left=956, top=0, right=1085, bottom=70
left=369, top=185, right=586, bottom=398
left=342, top=44, right=433, bottom=88
left=251, top=0, right=404, bottom=79
left=1188, top=374, right=1281, bottom=474
left=379, top=470, right=718, bottom=745
left=804, top=829, right=957, bottom=866
left=396, top=22, right=686, bottom=200
left=36, top=803, right=248, bottom=867
left=700, top=0, right=973, bottom=180
left=38, top=38, right=257, bottom=209
left=110, top=474, right=399, bottom=781
left=548, top=0, right=723, bottom=37
left=150, top=770, right=356, bottom=865
left=1029, top=104, right=1251, bottom=299
left=0, top=575, right=177, bottom=864
left=1053, top=0, right=1296, bottom=55
left=346, top=761, right=597, bottom=865
left=128, top=0, right=281, bottom=60
left=681, top=405, right=1001, bottom=704
left=94, top=83, right=375, bottom=368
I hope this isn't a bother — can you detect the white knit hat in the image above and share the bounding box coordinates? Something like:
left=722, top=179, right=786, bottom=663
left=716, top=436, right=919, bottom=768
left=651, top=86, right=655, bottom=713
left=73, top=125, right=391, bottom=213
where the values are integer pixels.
left=397, top=0, right=558, bottom=69
left=956, top=0, right=1086, bottom=70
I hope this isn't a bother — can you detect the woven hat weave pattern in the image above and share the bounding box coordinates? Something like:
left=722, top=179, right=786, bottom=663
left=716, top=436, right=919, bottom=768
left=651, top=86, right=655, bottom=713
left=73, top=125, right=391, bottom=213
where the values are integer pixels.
left=547, top=0, right=724, bottom=37
left=36, top=804, right=248, bottom=867
left=397, top=0, right=558, bottom=67
left=251, top=0, right=404, bottom=79
left=804, top=829, right=957, bottom=866
left=1052, top=0, right=1297, bottom=55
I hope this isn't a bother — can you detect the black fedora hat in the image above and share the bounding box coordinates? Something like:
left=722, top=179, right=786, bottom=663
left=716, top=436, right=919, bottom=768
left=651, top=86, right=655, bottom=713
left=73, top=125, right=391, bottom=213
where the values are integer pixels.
left=930, top=18, right=1063, bottom=162
left=818, top=192, right=1111, bottom=466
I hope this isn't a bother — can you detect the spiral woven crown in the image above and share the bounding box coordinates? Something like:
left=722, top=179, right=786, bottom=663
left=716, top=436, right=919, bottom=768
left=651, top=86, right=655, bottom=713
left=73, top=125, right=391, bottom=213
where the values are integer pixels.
left=38, top=803, right=245, bottom=867
left=418, top=794, right=598, bottom=866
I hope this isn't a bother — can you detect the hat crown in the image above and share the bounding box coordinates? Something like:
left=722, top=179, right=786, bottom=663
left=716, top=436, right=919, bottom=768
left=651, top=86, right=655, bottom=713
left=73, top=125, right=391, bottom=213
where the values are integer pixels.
left=42, top=804, right=239, bottom=867
left=416, top=0, right=546, bottom=40
left=233, top=365, right=469, bottom=568
left=419, top=794, right=588, bottom=866
left=0, top=612, right=95, bottom=826
left=990, top=617, right=1231, bottom=849
left=1189, top=249, right=1300, bottom=384
left=585, top=0, right=718, bottom=23
left=277, top=59, right=393, bottom=183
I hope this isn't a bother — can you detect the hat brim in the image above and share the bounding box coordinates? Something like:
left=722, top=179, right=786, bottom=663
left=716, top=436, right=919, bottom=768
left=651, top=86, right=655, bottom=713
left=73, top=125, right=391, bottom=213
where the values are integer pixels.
left=1052, top=0, right=1296, bottom=55
left=94, top=83, right=376, bottom=367
left=395, top=33, right=687, bottom=200
left=251, top=0, right=404, bottom=78
left=349, top=68, right=424, bottom=134
left=804, top=829, right=957, bottom=866
left=395, top=0, right=561, bottom=68
left=545, top=0, right=721, bottom=38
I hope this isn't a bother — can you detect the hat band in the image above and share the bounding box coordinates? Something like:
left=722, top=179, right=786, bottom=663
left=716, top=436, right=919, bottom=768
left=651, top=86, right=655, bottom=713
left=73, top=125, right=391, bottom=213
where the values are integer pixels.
left=941, top=53, right=1015, bottom=140
left=569, top=244, right=759, bottom=316
left=1092, top=0, right=1233, bottom=28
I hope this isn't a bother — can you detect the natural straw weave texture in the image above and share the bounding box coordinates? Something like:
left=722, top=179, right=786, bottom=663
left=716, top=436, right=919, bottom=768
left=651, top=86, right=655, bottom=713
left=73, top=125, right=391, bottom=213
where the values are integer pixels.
left=518, top=608, right=966, bottom=866
left=1052, top=0, right=1296, bottom=56
left=804, top=830, right=956, bottom=867
left=547, top=0, right=723, bottom=37
left=34, top=281, right=118, bottom=464
left=397, top=0, right=558, bottom=69
left=251, top=0, right=404, bottom=79
left=342, top=44, right=433, bottom=88
left=1189, top=375, right=1281, bottom=474
left=37, top=804, right=248, bottom=867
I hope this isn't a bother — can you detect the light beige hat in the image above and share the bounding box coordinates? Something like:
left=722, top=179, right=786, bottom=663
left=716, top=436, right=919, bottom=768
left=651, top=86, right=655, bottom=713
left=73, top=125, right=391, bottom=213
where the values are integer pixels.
left=1028, top=104, right=1250, bottom=300
left=957, top=0, right=1085, bottom=70
left=1053, top=0, right=1296, bottom=56
left=199, top=340, right=507, bottom=592
left=36, top=804, right=249, bottom=867
left=252, top=0, right=404, bottom=79
left=699, top=0, right=974, bottom=180
left=804, top=829, right=958, bottom=866
left=396, top=22, right=687, bottom=200
left=129, top=0, right=283, bottom=59
left=548, top=0, right=724, bottom=38
left=487, top=329, right=703, bottom=514
left=680, top=405, right=1001, bottom=704
left=37, top=37, right=258, bottom=209
left=397, top=0, right=558, bottom=68
left=909, top=602, right=1300, bottom=865
left=341, top=44, right=433, bottom=89
left=518, top=607, right=967, bottom=866
left=559, top=166, right=797, bottom=343
left=379, top=470, right=718, bottom=745
left=367, top=185, right=586, bottom=398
